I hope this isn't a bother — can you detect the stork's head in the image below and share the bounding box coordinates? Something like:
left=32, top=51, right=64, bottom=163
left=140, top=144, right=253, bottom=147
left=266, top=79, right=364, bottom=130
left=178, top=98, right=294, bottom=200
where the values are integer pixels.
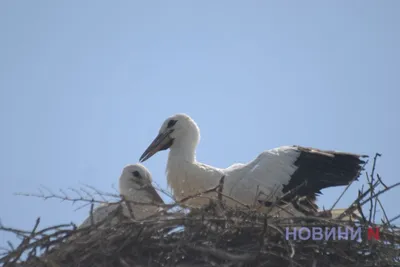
left=119, top=163, right=152, bottom=196
left=139, top=113, right=200, bottom=162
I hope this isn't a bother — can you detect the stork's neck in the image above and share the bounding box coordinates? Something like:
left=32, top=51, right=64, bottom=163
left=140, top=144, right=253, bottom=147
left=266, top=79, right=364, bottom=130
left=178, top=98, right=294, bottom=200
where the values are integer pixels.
left=121, top=187, right=159, bottom=220
left=168, top=136, right=197, bottom=163
left=166, top=137, right=225, bottom=206
left=120, top=184, right=150, bottom=203
left=121, top=188, right=141, bottom=202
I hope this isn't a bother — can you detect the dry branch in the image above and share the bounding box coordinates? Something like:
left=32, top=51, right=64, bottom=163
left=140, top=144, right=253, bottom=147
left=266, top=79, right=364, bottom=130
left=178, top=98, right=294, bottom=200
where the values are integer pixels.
left=1, top=154, right=399, bottom=267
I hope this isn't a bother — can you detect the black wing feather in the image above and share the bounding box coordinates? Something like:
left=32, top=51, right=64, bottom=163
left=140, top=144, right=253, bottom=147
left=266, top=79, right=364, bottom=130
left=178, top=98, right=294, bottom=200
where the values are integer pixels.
left=281, top=145, right=368, bottom=199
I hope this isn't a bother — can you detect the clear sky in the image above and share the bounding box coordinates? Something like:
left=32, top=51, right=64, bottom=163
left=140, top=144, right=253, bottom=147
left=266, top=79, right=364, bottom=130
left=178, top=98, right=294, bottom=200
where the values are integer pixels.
left=1, top=1, right=399, bottom=247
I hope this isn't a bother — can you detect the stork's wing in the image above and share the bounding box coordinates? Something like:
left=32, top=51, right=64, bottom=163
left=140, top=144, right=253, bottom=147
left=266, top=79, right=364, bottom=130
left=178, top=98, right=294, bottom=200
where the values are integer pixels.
left=226, top=145, right=367, bottom=207
left=281, top=145, right=367, bottom=197
left=226, top=146, right=300, bottom=205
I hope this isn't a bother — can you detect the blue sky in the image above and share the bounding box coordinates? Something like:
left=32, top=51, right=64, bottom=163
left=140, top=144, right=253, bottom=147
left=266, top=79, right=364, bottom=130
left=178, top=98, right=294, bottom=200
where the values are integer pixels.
left=1, top=1, right=399, bottom=247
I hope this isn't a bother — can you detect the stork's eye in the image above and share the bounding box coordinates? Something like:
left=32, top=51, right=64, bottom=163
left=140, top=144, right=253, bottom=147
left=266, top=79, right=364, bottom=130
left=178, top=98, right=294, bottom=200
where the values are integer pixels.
left=132, top=171, right=141, bottom=178
left=167, top=119, right=177, bottom=128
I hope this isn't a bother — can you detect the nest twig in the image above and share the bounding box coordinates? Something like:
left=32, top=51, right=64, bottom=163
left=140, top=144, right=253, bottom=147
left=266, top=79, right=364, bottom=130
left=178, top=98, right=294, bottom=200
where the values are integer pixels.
left=1, top=154, right=399, bottom=267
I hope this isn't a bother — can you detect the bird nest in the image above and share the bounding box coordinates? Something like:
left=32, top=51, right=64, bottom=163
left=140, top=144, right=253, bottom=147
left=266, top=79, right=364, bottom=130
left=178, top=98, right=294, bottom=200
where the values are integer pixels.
left=1, top=154, right=400, bottom=267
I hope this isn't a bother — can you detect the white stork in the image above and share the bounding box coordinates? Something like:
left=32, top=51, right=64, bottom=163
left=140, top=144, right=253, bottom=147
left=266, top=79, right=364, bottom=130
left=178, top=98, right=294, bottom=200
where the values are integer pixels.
left=79, top=163, right=164, bottom=228
left=139, top=114, right=367, bottom=216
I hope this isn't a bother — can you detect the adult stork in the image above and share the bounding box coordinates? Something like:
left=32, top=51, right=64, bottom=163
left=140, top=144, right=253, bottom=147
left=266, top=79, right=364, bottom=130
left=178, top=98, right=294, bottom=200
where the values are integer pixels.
left=79, top=163, right=164, bottom=228
left=139, top=114, right=367, bottom=215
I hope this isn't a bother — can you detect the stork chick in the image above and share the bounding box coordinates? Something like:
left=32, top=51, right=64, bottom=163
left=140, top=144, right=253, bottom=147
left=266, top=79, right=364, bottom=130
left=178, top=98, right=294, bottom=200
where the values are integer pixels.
left=79, top=163, right=164, bottom=228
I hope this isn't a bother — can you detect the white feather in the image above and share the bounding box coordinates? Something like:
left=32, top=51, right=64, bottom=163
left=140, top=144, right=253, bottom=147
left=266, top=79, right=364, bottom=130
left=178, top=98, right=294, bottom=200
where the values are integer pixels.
left=79, top=163, right=163, bottom=228
left=141, top=114, right=362, bottom=218
left=151, top=114, right=302, bottom=216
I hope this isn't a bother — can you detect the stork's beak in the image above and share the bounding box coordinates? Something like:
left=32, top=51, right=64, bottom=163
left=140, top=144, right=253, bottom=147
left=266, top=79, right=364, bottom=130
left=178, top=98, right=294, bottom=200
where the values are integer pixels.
left=139, top=129, right=174, bottom=162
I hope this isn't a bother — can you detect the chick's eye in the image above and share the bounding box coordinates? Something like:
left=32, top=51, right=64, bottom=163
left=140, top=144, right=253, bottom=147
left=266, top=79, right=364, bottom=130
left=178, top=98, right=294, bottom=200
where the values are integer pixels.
left=132, top=171, right=141, bottom=178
